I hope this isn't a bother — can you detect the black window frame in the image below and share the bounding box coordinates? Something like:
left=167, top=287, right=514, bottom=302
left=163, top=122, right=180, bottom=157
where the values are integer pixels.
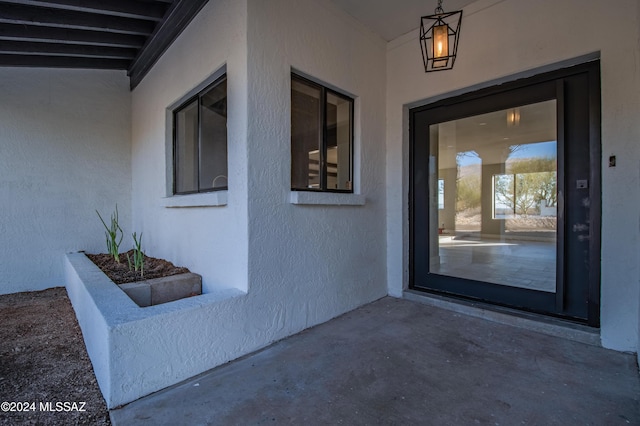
left=291, top=73, right=354, bottom=193
left=172, top=74, right=227, bottom=195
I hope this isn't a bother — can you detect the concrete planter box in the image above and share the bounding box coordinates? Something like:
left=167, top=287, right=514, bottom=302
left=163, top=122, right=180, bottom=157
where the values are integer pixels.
left=120, top=273, right=202, bottom=307
left=64, top=252, right=246, bottom=409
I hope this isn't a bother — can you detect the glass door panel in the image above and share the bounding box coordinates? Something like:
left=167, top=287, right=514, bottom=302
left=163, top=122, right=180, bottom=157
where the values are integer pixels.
left=411, top=61, right=600, bottom=324
left=429, top=100, right=557, bottom=292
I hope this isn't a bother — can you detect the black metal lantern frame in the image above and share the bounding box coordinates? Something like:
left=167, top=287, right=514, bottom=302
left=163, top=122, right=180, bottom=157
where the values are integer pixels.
left=419, top=2, right=462, bottom=72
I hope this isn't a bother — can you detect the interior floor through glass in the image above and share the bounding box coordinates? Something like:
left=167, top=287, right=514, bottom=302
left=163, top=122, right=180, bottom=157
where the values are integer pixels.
left=432, top=234, right=556, bottom=292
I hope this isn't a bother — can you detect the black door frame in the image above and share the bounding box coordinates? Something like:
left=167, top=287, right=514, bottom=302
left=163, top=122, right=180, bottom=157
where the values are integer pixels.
left=409, top=61, right=601, bottom=326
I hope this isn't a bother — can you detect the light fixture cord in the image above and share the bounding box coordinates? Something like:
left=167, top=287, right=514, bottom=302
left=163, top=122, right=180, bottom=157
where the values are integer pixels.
left=435, top=0, right=444, bottom=14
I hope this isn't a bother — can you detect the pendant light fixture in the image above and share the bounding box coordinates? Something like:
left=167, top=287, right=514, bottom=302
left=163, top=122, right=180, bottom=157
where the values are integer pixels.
left=419, top=0, right=463, bottom=72
left=507, top=108, right=521, bottom=127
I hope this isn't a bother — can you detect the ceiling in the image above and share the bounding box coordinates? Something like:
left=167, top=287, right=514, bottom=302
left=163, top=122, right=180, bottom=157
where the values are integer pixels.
left=0, top=0, right=474, bottom=89
left=328, top=0, right=476, bottom=41
left=437, top=100, right=558, bottom=168
left=0, top=0, right=208, bottom=89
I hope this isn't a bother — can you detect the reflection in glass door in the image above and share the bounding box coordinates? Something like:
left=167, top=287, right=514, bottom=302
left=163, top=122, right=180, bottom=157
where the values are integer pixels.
left=430, top=101, right=557, bottom=293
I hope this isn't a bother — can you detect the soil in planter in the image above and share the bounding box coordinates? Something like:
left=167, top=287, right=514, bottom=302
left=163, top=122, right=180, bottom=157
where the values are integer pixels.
left=86, top=250, right=190, bottom=285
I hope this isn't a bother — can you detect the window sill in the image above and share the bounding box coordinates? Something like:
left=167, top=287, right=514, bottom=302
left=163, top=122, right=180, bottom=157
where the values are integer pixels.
left=289, top=191, right=366, bottom=206
left=162, top=191, right=227, bottom=208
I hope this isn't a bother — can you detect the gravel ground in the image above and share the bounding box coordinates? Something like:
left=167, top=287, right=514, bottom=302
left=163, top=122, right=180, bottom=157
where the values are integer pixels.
left=0, top=288, right=110, bottom=425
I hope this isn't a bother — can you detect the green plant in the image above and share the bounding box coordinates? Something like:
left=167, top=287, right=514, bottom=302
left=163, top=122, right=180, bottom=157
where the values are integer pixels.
left=96, top=205, right=123, bottom=263
left=127, top=232, right=144, bottom=278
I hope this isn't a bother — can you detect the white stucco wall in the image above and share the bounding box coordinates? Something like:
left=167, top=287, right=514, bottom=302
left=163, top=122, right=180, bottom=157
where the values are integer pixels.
left=131, top=0, right=249, bottom=293
left=125, top=0, right=387, bottom=403
left=245, top=0, right=388, bottom=329
left=386, top=0, right=640, bottom=351
left=0, top=69, right=131, bottom=295
left=131, top=0, right=388, bottom=326
left=65, top=253, right=246, bottom=408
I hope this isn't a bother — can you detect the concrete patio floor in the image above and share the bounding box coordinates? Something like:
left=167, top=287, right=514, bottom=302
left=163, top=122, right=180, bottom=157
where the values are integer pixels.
left=110, top=296, right=639, bottom=425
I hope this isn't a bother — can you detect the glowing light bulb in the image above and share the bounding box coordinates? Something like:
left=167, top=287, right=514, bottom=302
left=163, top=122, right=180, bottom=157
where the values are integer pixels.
left=432, top=24, right=449, bottom=68
left=433, top=25, right=448, bottom=57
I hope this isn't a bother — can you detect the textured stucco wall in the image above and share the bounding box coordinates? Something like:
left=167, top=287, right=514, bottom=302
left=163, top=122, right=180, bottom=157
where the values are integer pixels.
left=132, top=0, right=389, bottom=329
left=131, top=0, right=249, bottom=293
left=0, top=69, right=131, bottom=295
left=65, top=253, right=245, bottom=408
left=246, top=0, right=388, bottom=333
left=124, top=0, right=387, bottom=405
left=386, top=0, right=640, bottom=351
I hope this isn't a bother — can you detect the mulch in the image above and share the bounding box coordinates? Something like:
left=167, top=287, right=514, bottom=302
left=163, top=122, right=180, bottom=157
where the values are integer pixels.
left=0, top=288, right=111, bottom=425
left=86, top=251, right=189, bottom=284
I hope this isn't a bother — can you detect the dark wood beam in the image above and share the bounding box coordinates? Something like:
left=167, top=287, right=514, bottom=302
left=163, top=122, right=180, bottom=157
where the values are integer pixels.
left=0, top=3, right=156, bottom=35
left=0, top=23, right=146, bottom=48
left=128, top=0, right=209, bottom=89
left=0, top=53, right=129, bottom=68
left=0, top=0, right=167, bottom=21
left=0, top=40, right=136, bottom=59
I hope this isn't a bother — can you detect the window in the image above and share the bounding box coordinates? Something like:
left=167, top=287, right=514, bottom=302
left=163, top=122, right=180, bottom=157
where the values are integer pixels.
left=173, top=75, right=227, bottom=194
left=493, top=170, right=558, bottom=219
left=291, top=74, right=353, bottom=192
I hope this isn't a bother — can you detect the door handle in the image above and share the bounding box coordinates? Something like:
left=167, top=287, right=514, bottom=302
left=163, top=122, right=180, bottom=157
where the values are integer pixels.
left=557, top=190, right=564, bottom=220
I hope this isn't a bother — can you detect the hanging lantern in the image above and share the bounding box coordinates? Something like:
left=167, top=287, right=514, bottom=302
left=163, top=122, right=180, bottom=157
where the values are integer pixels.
left=419, top=0, right=463, bottom=72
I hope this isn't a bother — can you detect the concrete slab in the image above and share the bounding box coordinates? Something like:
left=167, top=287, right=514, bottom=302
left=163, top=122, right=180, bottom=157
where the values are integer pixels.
left=118, top=273, right=202, bottom=307
left=110, top=297, right=639, bottom=425
left=147, top=273, right=201, bottom=306
left=119, top=282, right=151, bottom=307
